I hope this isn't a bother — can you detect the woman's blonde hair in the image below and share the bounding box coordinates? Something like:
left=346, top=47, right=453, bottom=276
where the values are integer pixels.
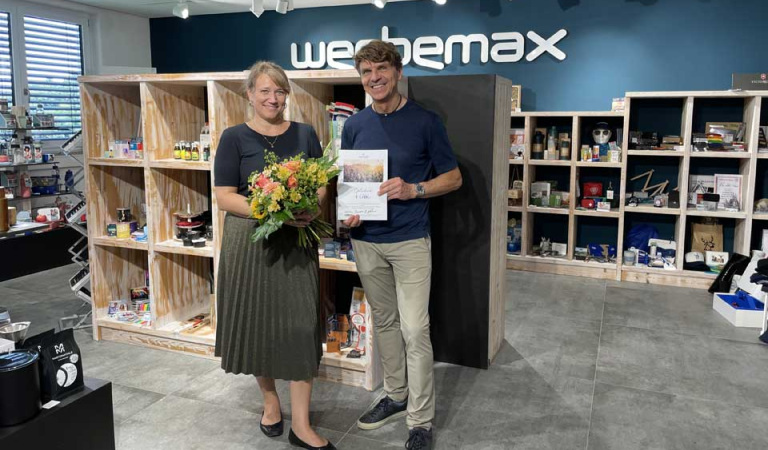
left=245, top=61, right=291, bottom=94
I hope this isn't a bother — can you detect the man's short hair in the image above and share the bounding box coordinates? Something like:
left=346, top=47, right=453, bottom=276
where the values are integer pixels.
left=354, top=40, right=403, bottom=72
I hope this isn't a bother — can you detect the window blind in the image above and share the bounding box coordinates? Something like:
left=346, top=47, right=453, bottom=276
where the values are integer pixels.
left=24, top=15, right=83, bottom=140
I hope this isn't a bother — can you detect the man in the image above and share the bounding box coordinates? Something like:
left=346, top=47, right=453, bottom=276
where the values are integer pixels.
left=341, top=40, right=462, bottom=450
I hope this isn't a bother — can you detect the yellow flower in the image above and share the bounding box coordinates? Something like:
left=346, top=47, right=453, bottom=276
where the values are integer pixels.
left=290, top=191, right=302, bottom=202
left=271, top=185, right=285, bottom=201
left=277, top=166, right=291, bottom=181
left=307, top=163, right=318, bottom=174
left=317, top=172, right=328, bottom=184
left=253, top=209, right=267, bottom=219
left=268, top=201, right=280, bottom=212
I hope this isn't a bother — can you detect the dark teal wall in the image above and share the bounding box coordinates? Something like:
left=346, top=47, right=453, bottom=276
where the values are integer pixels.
left=150, top=0, right=768, bottom=111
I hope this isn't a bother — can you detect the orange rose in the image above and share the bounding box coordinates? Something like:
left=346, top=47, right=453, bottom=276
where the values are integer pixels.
left=253, top=173, right=270, bottom=189
left=287, top=175, right=297, bottom=189
left=283, top=160, right=301, bottom=173
left=263, top=181, right=280, bottom=195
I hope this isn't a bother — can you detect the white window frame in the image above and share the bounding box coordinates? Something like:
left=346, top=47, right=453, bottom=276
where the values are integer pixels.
left=0, top=0, right=93, bottom=147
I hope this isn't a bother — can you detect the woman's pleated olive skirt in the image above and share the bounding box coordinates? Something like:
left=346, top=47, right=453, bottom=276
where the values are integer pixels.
left=215, top=214, right=322, bottom=380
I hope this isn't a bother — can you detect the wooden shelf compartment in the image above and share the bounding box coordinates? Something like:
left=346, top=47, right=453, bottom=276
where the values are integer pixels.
left=627, top=150, right=684, bottom=157
left=574, top=209, right=620, bottom=218
left=685, top=210, right=747, bottom=219
left=689, top=151, right=752, bottom=159
left=575, top=161, right=622, bottom=168
left=142, top=82, right=208, bottom=162
left=88, top=158, right=144, bottom=167
left=754, top=213, right=768, bottom=221
left=146, top=167, right=211, bottom=246
left=507, top=254, right=618, bottom=279
left=86, top=164, right=146, bottom=239
left=150, top=251, right=214, bottom=330
left=508, top=206, right=524, bottom=213
left=624, top=206, right=681, bottom=215
left=90, top=245, right=149, bottom=321
left=527, top=206, right=570, bottom=215
left=758, top=152, right=768, bottom=159
left=92, top=236, right=148, bottom=251
left=319, top=255, right=357, bottom=272
left=155, top=239, right=214, bottom=258
left=81, top=82, right=142, bottom=160
left=529, top=159, right=571, bottom=166
left=149, top=159, right=211, bottom=171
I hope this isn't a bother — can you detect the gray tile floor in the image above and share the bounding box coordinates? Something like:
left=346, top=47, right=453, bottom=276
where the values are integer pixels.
left=3, top=264, right=768, bottom=449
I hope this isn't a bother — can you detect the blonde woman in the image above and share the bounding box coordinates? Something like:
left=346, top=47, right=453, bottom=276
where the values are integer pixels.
left=214, top=61, right=334, bottom=450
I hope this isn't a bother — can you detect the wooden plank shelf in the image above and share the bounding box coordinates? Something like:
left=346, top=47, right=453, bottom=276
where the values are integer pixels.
left=88, top=158, right=145, bottom=167
left=689, top=151, right=751, bottom=159
left=527, top=206, right=570, bottom=215
left=91, top=236, right=148, bottom=251
left=149, top=159, right=212, bottom=171
left=509, top=159, right=525, bottom=165
left=574, top=209, right=620, bottom=218
left=529, top=159, right=571, bottom=166
left=575, top=161, right=622, bottom=168
left=627, top=150, right=684, bottom=157
left=155, top=239, right=214, bottom=258
left=756, top=152, right=768, bottom=159
left=508, top=206, right=524, bottom=212
left=511, top=111, right=622, bottom=117
left=686, top=210, right=747, bottom=219
left=753, top=213, right=768, bottom=221
left=319, top=255, right=357, bottom=272
left=624, top=206, right=681, bottom=215
left=507, top=254, right=617, bottom=269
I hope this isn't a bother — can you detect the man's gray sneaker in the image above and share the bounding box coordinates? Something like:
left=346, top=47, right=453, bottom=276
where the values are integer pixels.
left=405, top=427, right=432, bottom=450
left=356, top=396, right=407, bottom=430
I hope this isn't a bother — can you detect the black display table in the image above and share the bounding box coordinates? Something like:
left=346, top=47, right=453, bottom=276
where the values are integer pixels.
left=0, top=377, right=115, bottom=449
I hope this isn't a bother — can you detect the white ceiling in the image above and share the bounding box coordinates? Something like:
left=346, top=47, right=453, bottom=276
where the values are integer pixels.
left=67, top=0, right=418, bottom=18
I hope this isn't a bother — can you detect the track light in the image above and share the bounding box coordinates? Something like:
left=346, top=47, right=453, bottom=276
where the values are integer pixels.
left=250, top=0, right=265, bottom=17
left=373, top=0, right=387, bottom=8
left=434, top=0, right=447, bottom=4
left=276, top=0, right=289, bottom=14
left=172, top=0, right=189, bottom=19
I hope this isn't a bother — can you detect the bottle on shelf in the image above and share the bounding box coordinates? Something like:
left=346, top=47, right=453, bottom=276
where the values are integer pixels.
left=10, top=133, right=22, bottom=165
left=532, top=131, right=545, bottom=160
left=191, top=142, right=200, bottom=161
left=173, top=142, right=182, bottom=160
left=183, top=142, right=192, bottom=161
left=203, top=144, right=211, bottom=162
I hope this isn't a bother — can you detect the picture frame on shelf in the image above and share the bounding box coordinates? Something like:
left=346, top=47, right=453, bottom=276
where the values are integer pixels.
left=713, top=174, right=742, bottom=211
left=511, top=85, right=521, bottom=112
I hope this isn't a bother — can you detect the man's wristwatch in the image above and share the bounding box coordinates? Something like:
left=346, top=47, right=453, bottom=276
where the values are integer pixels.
left=415, top=183, right=425, bottom=198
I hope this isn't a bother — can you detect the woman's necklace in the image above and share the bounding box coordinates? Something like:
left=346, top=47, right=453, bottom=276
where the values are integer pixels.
left=260, top=134, right=279, bottom=149
left=372, top=93, right=403, bottom=117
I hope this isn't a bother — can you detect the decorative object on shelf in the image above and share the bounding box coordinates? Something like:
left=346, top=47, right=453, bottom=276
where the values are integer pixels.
left=592, top=122, right=612, bottom=161
left=629, top=131, right=659, bottom=150
left=631, top=169, right=670, bottom=199
left=714, top=174, right=742, bottom=211
left=551, top=242, right=567, bottom=257
left=538, top=237, right=551, bottom=256
left=705, top=251, right=729, bottom=272
left=688, top=174, right=714, bottom=207
left=755, top=199, right=768, bottom=213
left=509, top=128, right=525, bottom=159
left=611, top=97, right=625, bottom=112
left=174, top=204, right=206, bottom=246
left=529, top=181, right=551, bottom=206
left=559, top=137, right=570, bottom=160
left=532, top=129, right=545, bottom=160
left=701, top=193, right=720, bottom=211
left=511, top=85, right=521, bottom=112
left=691, top=220, right=723, bottom=253
left=508, top=166, right=523, bottom=206
left=506, top=218, right=521, bottom=254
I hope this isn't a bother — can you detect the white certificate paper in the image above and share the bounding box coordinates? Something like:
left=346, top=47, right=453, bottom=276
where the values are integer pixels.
left=337, top=150, right=388, bottom=221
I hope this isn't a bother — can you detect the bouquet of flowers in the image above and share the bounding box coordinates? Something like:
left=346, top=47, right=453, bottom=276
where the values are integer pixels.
left=247, top=150, right=339, bottom=248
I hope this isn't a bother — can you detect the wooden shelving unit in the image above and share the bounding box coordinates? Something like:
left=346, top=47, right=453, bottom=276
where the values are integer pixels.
left=80, top=70, right=384, bottom=391
left=509, top=91, right=768, bottom=288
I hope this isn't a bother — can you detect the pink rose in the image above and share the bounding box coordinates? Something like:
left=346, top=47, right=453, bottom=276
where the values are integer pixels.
left=283, top=160, right=301, bottom=173
left=287, top=175, right=297, bottom=189
left=263, top=181, right=280, bottom=195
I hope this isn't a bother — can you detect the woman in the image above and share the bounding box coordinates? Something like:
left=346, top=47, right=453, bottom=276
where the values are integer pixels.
left=214, top=61, right=334, bottom=450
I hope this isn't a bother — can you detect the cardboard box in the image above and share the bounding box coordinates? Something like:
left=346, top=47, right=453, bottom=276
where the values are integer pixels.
left=712, top=291, right=765, bottom=328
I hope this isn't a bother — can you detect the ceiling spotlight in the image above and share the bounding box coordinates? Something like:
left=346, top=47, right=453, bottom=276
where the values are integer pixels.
left=250, top=0, right=265, bottom=17
left=433, top=0, right=447, bottom=4
left=373, top=0, right=387, bottom=8
left=276, top=0, right=289, bottom=14
left=172, top=0, right=189, bottom=19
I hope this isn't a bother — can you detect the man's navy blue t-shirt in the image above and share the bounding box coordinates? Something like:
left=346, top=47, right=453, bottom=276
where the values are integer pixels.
left=341, top=100, right=458, bottom=244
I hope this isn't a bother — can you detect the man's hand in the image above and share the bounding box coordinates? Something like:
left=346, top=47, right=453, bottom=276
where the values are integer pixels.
left=378, top=177, right=416, bottom=201
left=285, top=210, right=318, bottom=228
left=343, top=215, right=363, bottom=228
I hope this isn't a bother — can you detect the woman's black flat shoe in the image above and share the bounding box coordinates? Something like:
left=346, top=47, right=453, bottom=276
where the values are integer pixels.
left=288, top=428, right=336, bottom=449
left=259, top=413, right=284, bottom=437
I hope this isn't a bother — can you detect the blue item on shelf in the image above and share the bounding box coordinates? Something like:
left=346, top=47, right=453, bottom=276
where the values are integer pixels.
left=626, top=225, right=659, bottom=253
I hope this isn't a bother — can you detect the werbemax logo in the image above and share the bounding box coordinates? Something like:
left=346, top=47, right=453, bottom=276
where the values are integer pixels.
left=291, top=26, right=568, bottom=70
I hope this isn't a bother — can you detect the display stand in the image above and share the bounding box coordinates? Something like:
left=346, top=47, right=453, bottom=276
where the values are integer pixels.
left=509, top=91, right=768, bottom=289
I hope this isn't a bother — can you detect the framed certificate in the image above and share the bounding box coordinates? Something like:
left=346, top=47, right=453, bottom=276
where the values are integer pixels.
left=713, top=174, right=742, bottom=210
left=337, top=150, right=388, bottom=221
